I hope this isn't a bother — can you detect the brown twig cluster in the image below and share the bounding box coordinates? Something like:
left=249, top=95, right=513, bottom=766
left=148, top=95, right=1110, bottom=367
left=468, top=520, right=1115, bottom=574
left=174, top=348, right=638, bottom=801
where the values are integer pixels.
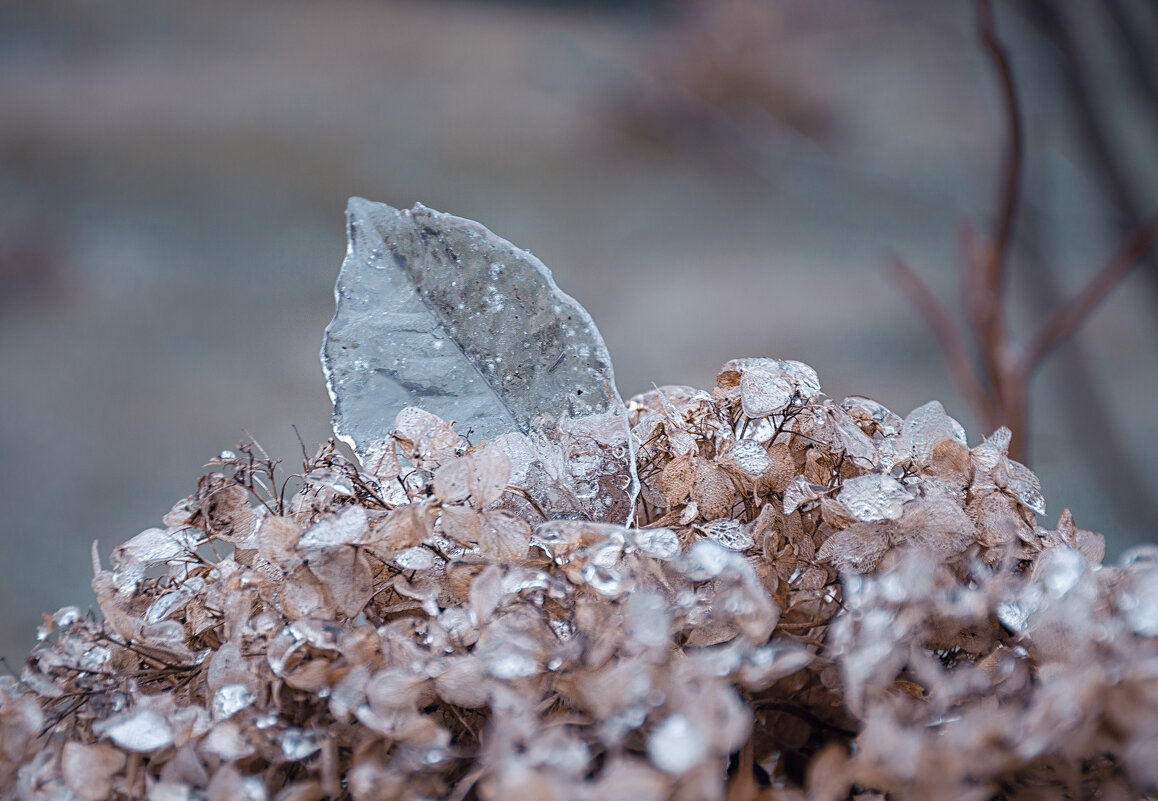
left=4, top=358, right=1157, bottom=800
left=891, top=0, right=1158, bottom=465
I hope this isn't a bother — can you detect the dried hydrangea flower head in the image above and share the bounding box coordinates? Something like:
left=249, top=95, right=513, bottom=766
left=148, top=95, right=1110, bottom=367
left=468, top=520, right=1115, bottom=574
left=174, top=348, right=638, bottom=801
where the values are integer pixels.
left=4, top=203, right=1154, bottom=801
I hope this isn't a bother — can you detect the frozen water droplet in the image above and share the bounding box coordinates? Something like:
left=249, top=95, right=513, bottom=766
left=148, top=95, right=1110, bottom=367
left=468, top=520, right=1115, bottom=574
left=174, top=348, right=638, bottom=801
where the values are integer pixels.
left=629, top=591, right=672, bottom=649
left=742, top=643, right=814, bottom=685
left=837, top=474, right=912, bottom=521
left=901, top=401, right=967, bottom=464
left=213, top=683, right=256, bottom=720
left=1009, top=480, right=1046, bottom=516
left=97, top=708, right=175, bottom=752
left=1120, top=567, right=1158, bottom=636
left=304, top=467, right=355, bottom=496
left=628, top=527, right=680, bottom=560
left=781, top=360, right=822, bottom=401
left=281, top=728, right=322, bottom=760
left=501, top=568, right=552, bottom=595
left=52, top=606, right=81, bottom=627
left=298, top=505, right=368, bottom=549
left=648, top=714, right=707, bottom=774
left=782, top=475, right=824, bottom=514
left=996, top=600, right=1030, bottom=634
left=111, top=527, right=200, bottom=593
left=487, top=649, right=538, bottom=679
left=841, top=396, right=903, bottom=437
left=1037, top=547, right=1085, bottom=597
left=549, top=618, right=575, bottom=641
left=730, top=438, right=771, bottom=476
left=79, top=646, right=112, bottom=673
left=682, top=539, right=739, bottom=581
left=219, top=450, right=237, bottom=460
left=255, top=714, right=279, bottom=729
left=394, top=546, right=435, bottom=571
left=740, top=369, right=793, bottom=418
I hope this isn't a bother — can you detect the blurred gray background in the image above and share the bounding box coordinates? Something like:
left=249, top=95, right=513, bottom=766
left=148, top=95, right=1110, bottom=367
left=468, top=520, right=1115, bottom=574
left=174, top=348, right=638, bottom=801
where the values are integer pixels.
left=3, top=0, right=1157, bottom=662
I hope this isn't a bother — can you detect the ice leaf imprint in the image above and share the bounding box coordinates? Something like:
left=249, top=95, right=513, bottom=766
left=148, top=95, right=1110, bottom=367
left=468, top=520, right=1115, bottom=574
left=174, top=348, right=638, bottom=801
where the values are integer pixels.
left=322, top=199, right=637, bottom=523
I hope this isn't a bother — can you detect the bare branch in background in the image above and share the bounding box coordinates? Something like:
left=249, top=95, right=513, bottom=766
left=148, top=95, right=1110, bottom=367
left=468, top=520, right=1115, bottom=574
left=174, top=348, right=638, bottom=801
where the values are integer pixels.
left=895, top=0, right=1158, bottom=467
left=1023, top=213, right=1158, bottom=373
left=1011, top=0, right=1158, bottom=307
left=890, top=256, right=989, bottom=420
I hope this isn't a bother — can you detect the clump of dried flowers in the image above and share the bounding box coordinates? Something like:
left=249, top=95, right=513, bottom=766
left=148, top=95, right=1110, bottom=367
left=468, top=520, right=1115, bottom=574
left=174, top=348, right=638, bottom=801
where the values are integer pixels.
left=4, top=357, right=1157, bottom=801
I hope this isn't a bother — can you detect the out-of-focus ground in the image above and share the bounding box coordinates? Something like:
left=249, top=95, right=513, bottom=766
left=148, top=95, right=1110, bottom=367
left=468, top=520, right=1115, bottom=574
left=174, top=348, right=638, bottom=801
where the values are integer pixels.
left=2, top=0, right=1156, bottom=660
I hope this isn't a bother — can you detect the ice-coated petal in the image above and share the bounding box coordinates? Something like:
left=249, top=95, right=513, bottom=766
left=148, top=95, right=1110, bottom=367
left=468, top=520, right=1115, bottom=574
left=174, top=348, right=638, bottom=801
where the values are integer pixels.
left=837, top=474, right=912, bottom=522
left=95, top=707, right=174, bottom=753
left=322, top=199, right=637, bottom=522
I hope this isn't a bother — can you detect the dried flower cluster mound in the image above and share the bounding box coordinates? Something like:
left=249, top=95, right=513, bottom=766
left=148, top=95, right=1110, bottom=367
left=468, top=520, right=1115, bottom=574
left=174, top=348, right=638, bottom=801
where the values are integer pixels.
left=5, top=358, right=1157, bottom=801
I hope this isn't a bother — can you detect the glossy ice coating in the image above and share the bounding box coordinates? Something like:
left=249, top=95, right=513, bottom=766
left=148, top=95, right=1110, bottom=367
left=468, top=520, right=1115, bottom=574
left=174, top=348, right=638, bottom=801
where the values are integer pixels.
left=322, top=199, right=636, bottom=522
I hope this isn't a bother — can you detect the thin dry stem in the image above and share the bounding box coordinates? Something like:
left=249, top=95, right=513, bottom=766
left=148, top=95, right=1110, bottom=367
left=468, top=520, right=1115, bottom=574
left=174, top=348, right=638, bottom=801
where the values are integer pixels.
left=1022, top=210, right=1158, bottom=372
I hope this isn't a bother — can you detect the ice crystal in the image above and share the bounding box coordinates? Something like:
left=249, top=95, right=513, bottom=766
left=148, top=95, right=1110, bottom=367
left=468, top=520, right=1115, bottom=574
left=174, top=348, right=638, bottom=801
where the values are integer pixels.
left=322, top=200, right=637, bottom=523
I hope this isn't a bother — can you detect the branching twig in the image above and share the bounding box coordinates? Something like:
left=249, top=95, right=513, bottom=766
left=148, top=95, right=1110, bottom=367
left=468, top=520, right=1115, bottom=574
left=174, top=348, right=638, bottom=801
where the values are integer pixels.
left=890, top=256, right=990, bottom=420
left=977, top=0, right=1024, bottom=294
left=1022, top=211, right=1158, bottom=372
left=893, top=0, right=1158, bottom=464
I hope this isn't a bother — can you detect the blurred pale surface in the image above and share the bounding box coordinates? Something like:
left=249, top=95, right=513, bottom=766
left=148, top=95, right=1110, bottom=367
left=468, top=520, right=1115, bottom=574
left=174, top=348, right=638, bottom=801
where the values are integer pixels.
left=2, top=0, right=1156, bottom=659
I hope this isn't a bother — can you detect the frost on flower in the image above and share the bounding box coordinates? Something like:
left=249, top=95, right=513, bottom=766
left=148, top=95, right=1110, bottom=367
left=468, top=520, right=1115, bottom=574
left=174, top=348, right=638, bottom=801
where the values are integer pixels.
left=4, top=203, right=1153, bottom=801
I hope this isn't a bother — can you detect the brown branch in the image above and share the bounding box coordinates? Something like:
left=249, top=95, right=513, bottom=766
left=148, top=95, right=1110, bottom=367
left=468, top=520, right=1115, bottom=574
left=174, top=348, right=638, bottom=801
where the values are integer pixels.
left=1022, top=211, right=1158, bottom=373
left=890, top=257, right=991, bottom=423
left=1012, top=0, right=1158, bottom=304
left=966, top=0, right=1024, bottom=419
left=977, top=0, right=1024, bottom=293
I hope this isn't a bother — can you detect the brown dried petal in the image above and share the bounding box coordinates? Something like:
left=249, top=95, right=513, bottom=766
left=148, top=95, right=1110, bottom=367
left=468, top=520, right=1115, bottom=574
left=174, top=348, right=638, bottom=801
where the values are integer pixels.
left=926, top=438, right=973, bottom=486
left=308, top=547, right=375, bottom=618
left=359, top=437, right=402, bottom=480
left=968, top=492, right=1026, bottom=549
left=803, top=448, right=831, bottom=486
left=691, top=460, right=735, bottom=520
left=764, top=442, right=797, bottom=493
left=895, top=498, right=974, bottom=558
left=372, top=503, right=430, bottom=551
left=433, top=657, right=490, bottom=708
left=818, top=496, right=857, bottom=530
left=437, top=503, right=483, bottom=547
left=469, top=564, right=505, bottom=624
left=695, top=519, right=754, bottom=551
left=479, top=510, right=532, bottom=563
left=367, top=667, right=433, bottom=714
left=817, top=522, right=890, bottom=574
left=433, top=457, right=472, bottom=504
left=469, top=444, right=511, bottom=506
left=257, top=515, right=300, bottom=568
left=207, top=765, right=263, bottom=801
left=591, top=757, right=672, bottom=801
left=393, top=407, right=460, bottom=468
left=200, top=482, right=257, bottom=544
left=281, top=563, right=333, bottom=620
left=661, top=453, right=696, bottom=506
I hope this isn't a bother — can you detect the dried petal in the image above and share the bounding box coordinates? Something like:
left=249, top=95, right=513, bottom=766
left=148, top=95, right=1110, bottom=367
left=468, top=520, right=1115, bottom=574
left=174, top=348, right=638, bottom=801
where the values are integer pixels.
left=479, top=511, right=531, bottom=562
left=695, top=519, right=755, bottom=551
